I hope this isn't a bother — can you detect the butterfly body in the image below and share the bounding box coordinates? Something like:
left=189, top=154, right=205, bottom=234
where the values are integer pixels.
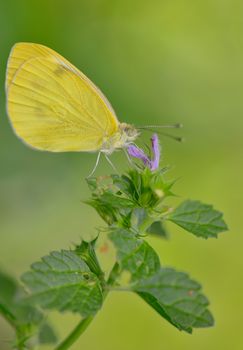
left=100, top=123, right=139, bottom=154
left=6, top=43, right=139, bottom=154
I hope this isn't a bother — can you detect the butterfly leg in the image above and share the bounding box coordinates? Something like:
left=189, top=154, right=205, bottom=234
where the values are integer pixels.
left=124, top=148, right=139, bottom=169
left=104, top=154, right=118, bottom=173
left=87, top=152, right=101, bottom=178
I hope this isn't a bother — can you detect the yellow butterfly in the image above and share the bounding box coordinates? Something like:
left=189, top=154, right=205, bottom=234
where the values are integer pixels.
left=5, top=42, right=139, bottom=172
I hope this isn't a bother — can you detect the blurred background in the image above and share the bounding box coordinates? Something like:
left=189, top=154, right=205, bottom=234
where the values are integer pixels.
left=0, top=0, right=242, bottom=349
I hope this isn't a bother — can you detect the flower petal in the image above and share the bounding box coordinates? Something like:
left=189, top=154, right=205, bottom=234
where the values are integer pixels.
left=127, top=145, right=150, bottom=166
left=150, top=134, right=160, bottom=171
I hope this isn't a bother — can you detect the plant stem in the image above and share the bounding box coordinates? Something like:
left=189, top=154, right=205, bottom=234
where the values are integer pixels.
left=0, top=305, right=16, bottom=328
left=54, top=316, right=94, bottom=350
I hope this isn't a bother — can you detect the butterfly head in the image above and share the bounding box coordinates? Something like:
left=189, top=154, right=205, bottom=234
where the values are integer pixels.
left=101, top=123, right=139, bottom=154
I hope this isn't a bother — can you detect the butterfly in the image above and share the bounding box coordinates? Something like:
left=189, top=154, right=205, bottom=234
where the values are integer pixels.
left=6, top=43, right=182, bottom=174
left=5, top=42, right=141, bottom=172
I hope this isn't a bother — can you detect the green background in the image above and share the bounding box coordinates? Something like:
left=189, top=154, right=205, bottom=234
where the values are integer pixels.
left=0, top=0, right=242, bottom=349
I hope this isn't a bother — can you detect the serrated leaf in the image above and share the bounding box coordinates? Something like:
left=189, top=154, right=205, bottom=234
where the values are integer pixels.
left=137, top=292, right=179, bottom=329
left=111, top=174, right=135, bottom=197
left=168, top=200, right=228, bottom=238
left=98, top=192, right=134, bottom=209
left=38, top=321, right=58, bottom=344
left=133, top=267, right=214, bottom=332
left=0, top=270, right=45, bottom=349
left=86, top=199, right=118, bottom=225
left=130, top=207, right=155, bottom=234
left=130, top=208, right=148, bottom=229
left=0, top=270, right=42, bottom=327
left=0, top=270, right=18, bottom=326
left=147, top=221, right=168, bottom=238
left=0, top=270, right=16, bottom=302
left=113, top=169, right=176, bottom=208
left=22, top=250, right=103, bottom=317
left=109, top=229, right=160, bottom=281
left=75, top=237, right=104, bottom=279
left=88, top=170, right=177, bottom=230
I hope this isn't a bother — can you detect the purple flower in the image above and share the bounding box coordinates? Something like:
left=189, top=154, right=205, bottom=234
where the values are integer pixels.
left=150, top=134, right=160, bottom=171
left=127, top=145, right=150, bottom=167
left=127, top=134, right=160, bottom=171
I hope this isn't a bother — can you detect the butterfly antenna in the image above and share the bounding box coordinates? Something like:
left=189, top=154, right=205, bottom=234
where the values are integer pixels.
left=138, top=123, right=183, bottom=129
left=87, top=152, right=101, bottom=178
left=140, top=127, right=184, bottom=142
left=158, top=131, right=184, bottom=142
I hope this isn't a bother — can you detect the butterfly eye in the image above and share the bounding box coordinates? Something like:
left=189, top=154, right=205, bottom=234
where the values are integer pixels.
left=83, top=273, right=90, bottom=280
left=125, top=127, right=131, bottom=135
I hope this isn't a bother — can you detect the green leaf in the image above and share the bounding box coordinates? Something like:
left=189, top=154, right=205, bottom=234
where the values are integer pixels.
left=86, top=198, right=118, bottom=225
left=130, top=208, right=148, bottom=229
left=86, top=177, right=98, bottom=191
left=109, top=229, right=160, bottom=281
left=133, top=267, right=214, bottom=332
left=0, top=270, right=18, bottom=326
left=22, top=250, right=103, bottom=317
left=98, top=192, right=134, bottom=209
left=0, top=270, right=46, bottom=349
left=0, top=270, right=43, bottom=327
left=168, top=200, right=228, bottom=238
left=87, top=170, right=177, bottom=230
left=38, top=321, right=58, bottom=344
left=130, top=208, right=155, bottom=234
left=137, top=292, right=179, bottom=328
left=0, top=270, right=17, bottom=301
left=75, top=237, right=104, bottom=280
left=147, top=221, right=169, bottom=238
left=112, top=169, right=176, bottom=209
left=86, top=181, right=134, bottom=226
left=111, top=174, right=136, bottom=198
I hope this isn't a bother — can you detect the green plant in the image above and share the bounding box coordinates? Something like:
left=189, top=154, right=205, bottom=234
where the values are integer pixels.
left=0, top=136, right=228, bottom=349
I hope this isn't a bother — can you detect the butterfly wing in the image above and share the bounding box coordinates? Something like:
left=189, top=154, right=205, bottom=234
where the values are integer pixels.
left=6, top=43, right=117, bottom=117
left=6, top=43, right=118, bottom=152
